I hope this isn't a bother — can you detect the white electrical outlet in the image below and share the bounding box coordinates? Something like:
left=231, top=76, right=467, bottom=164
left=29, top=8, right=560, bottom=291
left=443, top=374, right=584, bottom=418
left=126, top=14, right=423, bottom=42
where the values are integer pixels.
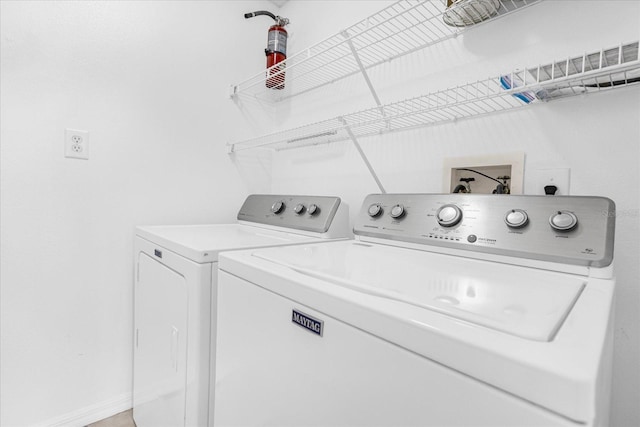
left=534, top=168, right=571, bottom=195
left=65, top=128, right=89, bottom=160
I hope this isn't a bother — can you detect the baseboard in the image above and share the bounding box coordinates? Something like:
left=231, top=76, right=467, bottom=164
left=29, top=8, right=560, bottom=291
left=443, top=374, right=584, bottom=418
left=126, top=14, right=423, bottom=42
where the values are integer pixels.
left=35, top=392, right=132, bottom=427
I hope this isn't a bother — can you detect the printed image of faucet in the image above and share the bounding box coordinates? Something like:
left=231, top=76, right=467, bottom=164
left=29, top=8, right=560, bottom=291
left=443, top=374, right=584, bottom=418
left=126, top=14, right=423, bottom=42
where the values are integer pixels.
left=495, top=176, right=511, bottom=194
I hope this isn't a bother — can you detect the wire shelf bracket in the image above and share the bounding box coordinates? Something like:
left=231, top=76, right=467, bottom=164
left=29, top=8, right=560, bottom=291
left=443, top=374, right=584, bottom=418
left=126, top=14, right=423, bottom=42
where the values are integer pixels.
left=341, top=117, right=387, bottom=194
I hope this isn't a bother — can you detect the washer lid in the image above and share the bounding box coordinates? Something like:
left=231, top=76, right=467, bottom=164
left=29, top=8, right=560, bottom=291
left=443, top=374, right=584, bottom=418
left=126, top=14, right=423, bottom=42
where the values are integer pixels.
left=252, top=241, right=585, bottom=342
left=136, top=224, right=318, bottom=263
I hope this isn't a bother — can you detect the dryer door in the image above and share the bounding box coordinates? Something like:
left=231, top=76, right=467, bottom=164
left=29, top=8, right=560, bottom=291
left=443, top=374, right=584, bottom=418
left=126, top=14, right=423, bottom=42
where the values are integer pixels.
left=134, top=253, right=188, bottom=427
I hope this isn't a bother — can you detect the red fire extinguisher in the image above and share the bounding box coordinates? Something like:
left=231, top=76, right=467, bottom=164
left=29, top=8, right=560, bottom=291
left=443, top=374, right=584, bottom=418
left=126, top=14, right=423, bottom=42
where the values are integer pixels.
left=244, top=10, right=290, bottom=89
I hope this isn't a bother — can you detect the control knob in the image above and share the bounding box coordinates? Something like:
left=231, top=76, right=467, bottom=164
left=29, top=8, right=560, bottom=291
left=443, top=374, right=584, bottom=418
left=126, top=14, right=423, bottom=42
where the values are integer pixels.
left=549, top=210, right=578, bottom=231
left=504, top=209, right=529, bottom=229
left=308, top=204, right=319, bottom=215
left=436, top=204, right=463, bottom=227
left=271, top=201, right=285, bottom=214
left=294, top=203, right=306, bottom=215
left=368, top=203, right=383, bottom=217
left=390, top=204, right=405, bottom=219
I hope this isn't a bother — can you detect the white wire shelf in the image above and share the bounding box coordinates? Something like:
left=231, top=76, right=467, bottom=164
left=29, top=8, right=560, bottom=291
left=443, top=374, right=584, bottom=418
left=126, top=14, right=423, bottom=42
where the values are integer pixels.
left=230, top=0, right=542, bottom=102
left=228, top=41, right=640, bottom=153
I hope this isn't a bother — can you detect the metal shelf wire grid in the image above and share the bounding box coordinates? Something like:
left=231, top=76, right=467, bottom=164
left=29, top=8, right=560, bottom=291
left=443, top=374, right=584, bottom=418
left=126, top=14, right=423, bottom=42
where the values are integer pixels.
left=231, top=0, right=542, bottom=102
left=228, top=41, right=640, bottom=153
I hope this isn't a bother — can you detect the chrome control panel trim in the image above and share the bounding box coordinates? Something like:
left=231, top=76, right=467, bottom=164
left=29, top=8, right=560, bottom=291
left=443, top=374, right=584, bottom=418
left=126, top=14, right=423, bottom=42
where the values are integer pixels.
left=354, top=194, right=615, bottom=267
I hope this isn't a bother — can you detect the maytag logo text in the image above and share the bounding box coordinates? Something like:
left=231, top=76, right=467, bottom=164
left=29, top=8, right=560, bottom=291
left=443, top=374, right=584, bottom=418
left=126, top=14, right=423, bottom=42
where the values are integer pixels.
left=292, top=309, right=323, bottom=337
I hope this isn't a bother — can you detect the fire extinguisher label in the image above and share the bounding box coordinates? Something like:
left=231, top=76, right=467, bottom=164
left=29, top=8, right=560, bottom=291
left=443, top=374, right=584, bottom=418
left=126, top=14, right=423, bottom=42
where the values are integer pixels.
left=268, top=30, right=287, bottom=55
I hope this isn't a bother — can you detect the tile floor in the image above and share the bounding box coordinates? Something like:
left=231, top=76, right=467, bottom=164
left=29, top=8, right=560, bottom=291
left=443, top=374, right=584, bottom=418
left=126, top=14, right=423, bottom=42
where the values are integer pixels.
left=87, top=409, right=135, bottom=427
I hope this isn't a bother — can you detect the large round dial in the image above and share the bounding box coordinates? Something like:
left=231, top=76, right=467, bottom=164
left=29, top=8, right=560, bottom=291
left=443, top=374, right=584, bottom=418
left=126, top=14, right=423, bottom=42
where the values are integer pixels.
left=549, top=210, right=578, bottom=231
left=271, top=201, right=285, bottom=214
left=294, top=203, right=306, bottom=215
left=390, top=204, right=405, bottom=219
left=368, top=203, right=383, bottom=217
left=504, top=209, right=529, bottom=228
left=436, top=204, right=463, bottom=227
left=308, top=204, right=319, bottom=215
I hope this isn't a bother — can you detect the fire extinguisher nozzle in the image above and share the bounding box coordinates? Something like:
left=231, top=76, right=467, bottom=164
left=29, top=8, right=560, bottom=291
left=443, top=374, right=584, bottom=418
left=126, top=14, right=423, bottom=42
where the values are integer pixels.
left=244, top=10, right=277, bottom=21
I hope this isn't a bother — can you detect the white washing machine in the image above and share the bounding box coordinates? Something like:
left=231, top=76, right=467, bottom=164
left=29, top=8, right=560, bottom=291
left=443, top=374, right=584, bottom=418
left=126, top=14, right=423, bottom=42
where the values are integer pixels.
left=132, top=194, right=349, bottom=427
left=215, top=193, right=616, bottom=427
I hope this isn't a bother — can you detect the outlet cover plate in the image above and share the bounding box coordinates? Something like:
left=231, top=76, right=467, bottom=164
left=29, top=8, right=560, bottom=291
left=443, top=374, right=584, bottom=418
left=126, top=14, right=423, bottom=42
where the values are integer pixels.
left=65, top=128, right=89, bottom=160
left=534, top=168, right=571, bottom=195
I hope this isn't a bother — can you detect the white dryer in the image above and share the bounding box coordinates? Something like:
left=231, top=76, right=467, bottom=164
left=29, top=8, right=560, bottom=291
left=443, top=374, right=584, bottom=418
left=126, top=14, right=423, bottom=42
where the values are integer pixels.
left=132, top=195, right=349, bottom=427
left=215, top=193, right=616, bottom=427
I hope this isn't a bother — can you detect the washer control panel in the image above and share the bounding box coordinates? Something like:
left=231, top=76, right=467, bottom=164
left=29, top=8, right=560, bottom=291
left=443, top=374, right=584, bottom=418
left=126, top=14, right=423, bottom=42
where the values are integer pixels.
left=238, top=195, right=341, bottom=233
left=354, top=194, right=615, bottom=267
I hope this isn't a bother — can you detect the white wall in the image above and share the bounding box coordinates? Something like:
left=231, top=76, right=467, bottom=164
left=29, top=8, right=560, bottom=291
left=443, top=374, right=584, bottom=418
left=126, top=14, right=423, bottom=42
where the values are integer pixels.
left=2, top=1, right=638, bottom=426
left=0, top=1, right=271, bottom=426
left=232, top=1, right=640, bottom=426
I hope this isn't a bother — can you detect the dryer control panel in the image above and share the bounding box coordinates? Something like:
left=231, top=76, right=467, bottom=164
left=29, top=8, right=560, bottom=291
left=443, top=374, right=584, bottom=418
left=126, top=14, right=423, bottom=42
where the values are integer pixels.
left=237, top=194, right=343, bottom=234
left=354, top=194, right=615, bottom=267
